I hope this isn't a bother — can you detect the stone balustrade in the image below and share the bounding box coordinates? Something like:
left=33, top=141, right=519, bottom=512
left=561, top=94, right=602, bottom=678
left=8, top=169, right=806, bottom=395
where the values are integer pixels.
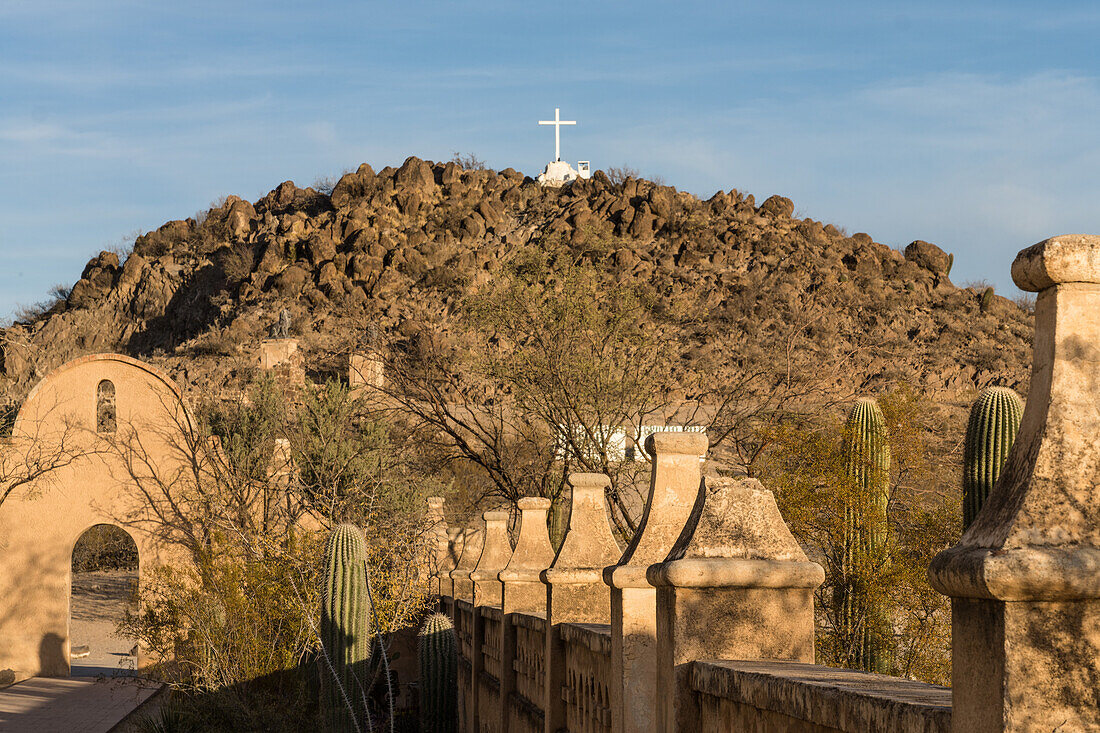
left=424, top=235, right=1100, bottom=732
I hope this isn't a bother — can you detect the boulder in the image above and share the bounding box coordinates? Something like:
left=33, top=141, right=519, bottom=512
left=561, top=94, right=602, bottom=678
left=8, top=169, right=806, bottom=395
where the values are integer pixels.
left=395, top=156, right=436, bottom=191
left=332, top=166, right=376, bottom=208
left=759, top=195, right=794, bottom=219
left=904, top=240, right=953, bottom=280
left=271, top=264, right=311, bottom=295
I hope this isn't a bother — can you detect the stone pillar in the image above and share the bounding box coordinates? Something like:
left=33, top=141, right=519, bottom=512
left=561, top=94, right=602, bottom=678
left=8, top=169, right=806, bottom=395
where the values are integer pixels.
left=499, top=498, right=555, bottom=733
left=426, top=496, right=449, bottom=598
left=539, top=473, right=623, bottom=733
left=471, top=510, right=513, bottom=607
left=930, top=234, right=1100, bottom=732
left=648, top=477, right=824, bottom=732
left=603, top=433, right=707, bottom=733
left=258, top=338, right=304, bottom=384
left=451, top=525, right=484, bottom=604
left=349, top=353, right=384, bottom=389
left=470, top=511, right=512, bottom=733
left=451, top=522, right=485, bottom=733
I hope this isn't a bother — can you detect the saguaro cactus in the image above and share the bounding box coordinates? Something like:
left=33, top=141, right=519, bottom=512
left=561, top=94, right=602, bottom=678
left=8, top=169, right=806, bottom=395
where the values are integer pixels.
left=963, top=386, right=1023, bottom=528
left=839, top=398, right=891, bottom=674
left=418, top=612, right=458, bottom=733
left=321, top=523, right=372, bottom=732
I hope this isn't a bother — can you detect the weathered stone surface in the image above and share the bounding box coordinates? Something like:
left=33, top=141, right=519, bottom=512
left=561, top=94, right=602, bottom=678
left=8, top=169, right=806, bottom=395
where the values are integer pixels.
left=500, top=498, right=554, bottom=611
left=930, top=233, right=1100, bottom=732
left=759, top=195, right=794, bottom=219
left=690, top=660, right=951, bottom=733
left=649, top=477, right=824, bottom=732
left=904, top=240, right=953, bottom=279
left=450, top=527, right=484, bottom=603
left=605, top=433, right=708, bottom=733
left=470, top=510, right=512, bottom=607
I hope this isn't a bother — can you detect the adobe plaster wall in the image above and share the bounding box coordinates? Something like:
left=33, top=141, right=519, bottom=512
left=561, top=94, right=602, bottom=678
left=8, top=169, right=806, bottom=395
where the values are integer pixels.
left=0, top=354, right=187, bottom=679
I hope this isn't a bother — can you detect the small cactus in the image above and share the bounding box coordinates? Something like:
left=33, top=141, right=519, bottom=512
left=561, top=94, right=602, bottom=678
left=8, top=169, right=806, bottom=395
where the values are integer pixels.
left=980, top=286, right=995, bottom=312
left=418, top=612, right=458, bottom=733
left=963, top=386, right=1023, bottom=528
left=840, top=398, right=891, bottom=674
left=321, top=523, right=372, bottom=733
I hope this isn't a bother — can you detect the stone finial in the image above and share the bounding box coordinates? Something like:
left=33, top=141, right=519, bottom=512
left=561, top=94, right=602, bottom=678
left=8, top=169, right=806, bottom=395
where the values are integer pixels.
left=470, top=510, right=513, bottom=606
left=930, top=234, right=1100, bottom=732
left=449, top=525, right=484, bottom=603
left=932, top=234, right=1100, bottom=596
left=1010, top=233, right=1100, bottom=292
left=649, top=478, right=824, bottom=732
left=649, top=477, right=825, bottom=590
left=545, top=474, right=622, bottom=583
left=499, top=498, right=555, bottom=587
left=605, top=432, right=708, bottom=588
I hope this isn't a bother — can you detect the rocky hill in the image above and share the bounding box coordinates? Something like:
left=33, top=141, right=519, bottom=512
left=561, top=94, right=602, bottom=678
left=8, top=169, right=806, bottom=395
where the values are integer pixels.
left=0, top=157, right=1032, bottom=409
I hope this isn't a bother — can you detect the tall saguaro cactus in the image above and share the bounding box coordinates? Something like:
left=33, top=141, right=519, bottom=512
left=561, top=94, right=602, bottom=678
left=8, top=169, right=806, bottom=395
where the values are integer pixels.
left=839, top=398, right=891, bottom=674
left=418, top=612, right=458, bottom=733
left=963, top=386, right=1023, bottom=528
left=321, top=523, right=372, bottom=733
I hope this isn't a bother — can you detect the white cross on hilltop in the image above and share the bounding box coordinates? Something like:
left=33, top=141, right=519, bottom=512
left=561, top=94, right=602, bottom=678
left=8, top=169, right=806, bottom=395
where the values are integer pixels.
left=538, top=107, right=576, bottom=162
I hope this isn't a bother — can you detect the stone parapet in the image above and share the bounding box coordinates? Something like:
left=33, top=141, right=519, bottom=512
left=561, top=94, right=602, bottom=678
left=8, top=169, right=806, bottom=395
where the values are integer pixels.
left=690, top=660, right=951, bottom=733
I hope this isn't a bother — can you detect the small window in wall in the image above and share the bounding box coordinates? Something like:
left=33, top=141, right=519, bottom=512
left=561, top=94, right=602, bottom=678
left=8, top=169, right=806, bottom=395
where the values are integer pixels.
left=97, top=380, right=116, bottom=434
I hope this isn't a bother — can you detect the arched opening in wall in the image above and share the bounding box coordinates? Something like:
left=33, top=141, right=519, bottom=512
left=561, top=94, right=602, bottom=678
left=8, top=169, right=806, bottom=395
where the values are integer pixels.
left=70, top=524, right=138, bottom=677
left=96, top=379, right=116, bottom=434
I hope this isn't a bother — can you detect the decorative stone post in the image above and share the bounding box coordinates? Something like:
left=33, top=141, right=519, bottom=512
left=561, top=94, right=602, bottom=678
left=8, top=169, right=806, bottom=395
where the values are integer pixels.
left=930, top=234, right=1100, bottom=732
left=469, top=511, right=512, bottom=733
left=471, top=510, right=513, bottom=607
left=499, top=498, right=555, bottom=733
left=451, top=521, right=486, bottom=733
left=450, top=525, right=484, bottom=604
left=604, top=432, right=707, bottom=733
left=543, top=473, right=622, bottom=733
left=648, top=477, right=825, bottom=732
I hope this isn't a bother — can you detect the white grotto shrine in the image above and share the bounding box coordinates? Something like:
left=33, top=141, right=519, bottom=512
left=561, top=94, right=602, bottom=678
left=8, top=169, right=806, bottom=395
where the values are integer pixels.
left=536, top=107, right=590, bottom=186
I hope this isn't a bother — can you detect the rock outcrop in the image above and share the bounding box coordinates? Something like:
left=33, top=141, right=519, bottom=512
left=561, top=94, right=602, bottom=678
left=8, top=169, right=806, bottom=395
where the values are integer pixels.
left=0, top=156, right=1032, bottom=407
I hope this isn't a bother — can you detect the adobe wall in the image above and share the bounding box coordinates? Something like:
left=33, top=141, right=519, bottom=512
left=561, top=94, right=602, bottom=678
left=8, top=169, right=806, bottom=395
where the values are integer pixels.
left=0, top=354, right=188, bottom=680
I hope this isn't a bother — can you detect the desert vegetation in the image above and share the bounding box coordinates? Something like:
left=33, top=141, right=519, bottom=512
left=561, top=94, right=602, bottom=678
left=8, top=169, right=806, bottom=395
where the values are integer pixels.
left=0, top=161, right=1039, bottom=725
left=112, top=377, right=437, bottom=730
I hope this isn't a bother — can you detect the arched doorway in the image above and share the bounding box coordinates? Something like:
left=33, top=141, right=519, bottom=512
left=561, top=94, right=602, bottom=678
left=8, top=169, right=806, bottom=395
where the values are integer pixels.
left=70, top=524, right=139, bottom=677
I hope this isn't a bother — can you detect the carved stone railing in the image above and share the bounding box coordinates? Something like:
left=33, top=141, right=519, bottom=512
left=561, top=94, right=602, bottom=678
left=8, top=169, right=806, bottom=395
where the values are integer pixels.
left=430, top=234, right=1100, bottom=733
left=509, top=612, right=547, bottom=733
left=560, top=622, right=613, bottom=733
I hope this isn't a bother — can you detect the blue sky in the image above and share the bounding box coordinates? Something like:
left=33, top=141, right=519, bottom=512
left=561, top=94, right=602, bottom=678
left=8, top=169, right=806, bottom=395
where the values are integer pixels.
left=2, top=1, right=1099, bottom=319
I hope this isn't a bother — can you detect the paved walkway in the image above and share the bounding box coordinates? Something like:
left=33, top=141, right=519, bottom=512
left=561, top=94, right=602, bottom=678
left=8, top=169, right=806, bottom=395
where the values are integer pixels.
left=0, top=677, right=160, bottom=732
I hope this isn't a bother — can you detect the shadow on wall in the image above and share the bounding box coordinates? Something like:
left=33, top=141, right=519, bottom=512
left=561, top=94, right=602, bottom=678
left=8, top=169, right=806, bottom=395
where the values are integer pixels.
left=38, top=633, right=65, bottom=677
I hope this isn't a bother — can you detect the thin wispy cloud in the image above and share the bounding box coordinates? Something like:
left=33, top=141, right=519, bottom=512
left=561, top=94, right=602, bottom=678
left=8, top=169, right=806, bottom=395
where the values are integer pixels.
left=2, top=1, right=1099, bottom=316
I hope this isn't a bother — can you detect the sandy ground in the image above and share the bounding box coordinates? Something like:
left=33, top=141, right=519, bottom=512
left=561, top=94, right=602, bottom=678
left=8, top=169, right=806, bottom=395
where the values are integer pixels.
left=70, top=569, right=139, bottom=678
